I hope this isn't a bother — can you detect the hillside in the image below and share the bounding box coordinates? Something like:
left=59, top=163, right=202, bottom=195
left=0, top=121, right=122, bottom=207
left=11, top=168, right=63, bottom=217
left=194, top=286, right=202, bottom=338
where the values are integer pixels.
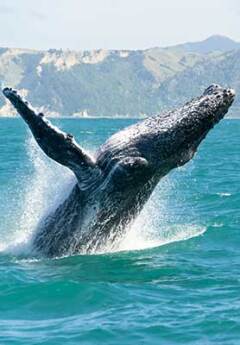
left=0, top=35, right=239, bottom=117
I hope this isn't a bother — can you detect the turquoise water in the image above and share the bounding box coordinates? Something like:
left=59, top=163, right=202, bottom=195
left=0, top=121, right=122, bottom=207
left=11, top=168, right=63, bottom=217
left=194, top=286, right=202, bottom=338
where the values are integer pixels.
left=0, top=118, right=239, bottom=344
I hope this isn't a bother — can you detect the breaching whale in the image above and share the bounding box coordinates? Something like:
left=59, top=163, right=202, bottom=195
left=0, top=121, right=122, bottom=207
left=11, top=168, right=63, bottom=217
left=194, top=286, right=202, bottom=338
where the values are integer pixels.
left=3, top=84, right=235, bottom=257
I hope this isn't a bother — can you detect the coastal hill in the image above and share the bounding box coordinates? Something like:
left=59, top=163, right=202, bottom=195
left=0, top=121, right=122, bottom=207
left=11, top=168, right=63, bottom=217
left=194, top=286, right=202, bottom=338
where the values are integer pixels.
left=0, top=35, right=239, bottom=117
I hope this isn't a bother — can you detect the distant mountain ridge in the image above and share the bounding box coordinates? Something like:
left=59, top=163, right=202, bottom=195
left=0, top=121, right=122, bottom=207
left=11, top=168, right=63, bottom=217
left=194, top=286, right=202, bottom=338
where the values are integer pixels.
left=173, top=35, right=240, bottom=54
left=0, top=35, right=239, bottom=117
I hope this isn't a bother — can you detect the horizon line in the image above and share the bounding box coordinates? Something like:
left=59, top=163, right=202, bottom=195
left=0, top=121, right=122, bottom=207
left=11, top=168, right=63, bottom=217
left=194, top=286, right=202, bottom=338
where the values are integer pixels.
left=0, top=34, right=238, bottom=52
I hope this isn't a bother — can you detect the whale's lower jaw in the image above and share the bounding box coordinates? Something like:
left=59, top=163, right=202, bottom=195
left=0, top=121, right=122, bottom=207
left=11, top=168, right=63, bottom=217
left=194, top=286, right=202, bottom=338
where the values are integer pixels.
left=2, top=85, right=235, bottom=257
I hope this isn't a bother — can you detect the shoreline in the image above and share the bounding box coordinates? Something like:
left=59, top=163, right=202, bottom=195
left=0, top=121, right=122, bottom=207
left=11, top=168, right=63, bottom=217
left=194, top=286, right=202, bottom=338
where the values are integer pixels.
left=0, top=115, right=239, bottom=120
left=0, top=115, right=145, bottom=120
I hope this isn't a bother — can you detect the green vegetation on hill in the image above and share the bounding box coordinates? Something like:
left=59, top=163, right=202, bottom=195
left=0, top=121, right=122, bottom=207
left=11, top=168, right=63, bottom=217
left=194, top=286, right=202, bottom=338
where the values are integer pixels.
left=0, top=35, right=239, bottom=117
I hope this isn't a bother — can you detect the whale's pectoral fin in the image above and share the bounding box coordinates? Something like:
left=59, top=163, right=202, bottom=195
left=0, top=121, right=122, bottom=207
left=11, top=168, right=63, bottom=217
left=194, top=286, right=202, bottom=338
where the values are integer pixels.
left=3, top=88, right=101, bottom=189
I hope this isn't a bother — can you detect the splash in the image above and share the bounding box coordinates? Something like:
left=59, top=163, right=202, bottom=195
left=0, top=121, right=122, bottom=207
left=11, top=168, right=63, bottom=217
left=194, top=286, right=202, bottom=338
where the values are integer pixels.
left=118, top=168, right=206, bottom=251
left=117, top=222, right=206, bottom=252
left=97, top=174, right=206, bottom=254
left=1, top=135, right=75, bottom=255
left=1, top=135, right=205, bottom=257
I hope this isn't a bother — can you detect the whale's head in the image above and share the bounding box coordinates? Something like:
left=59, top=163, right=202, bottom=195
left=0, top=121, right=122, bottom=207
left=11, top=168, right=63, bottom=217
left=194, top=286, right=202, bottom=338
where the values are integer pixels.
left=138, top=84, right=235, bottom=175
left=97, top=84, right=235, bottom=190
left=201, top=84, right=235, bottom=120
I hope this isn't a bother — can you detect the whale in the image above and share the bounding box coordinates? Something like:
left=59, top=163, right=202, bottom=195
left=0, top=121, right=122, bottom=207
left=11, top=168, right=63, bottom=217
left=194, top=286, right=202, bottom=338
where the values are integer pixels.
left=3, top=84, right=235, bottom=257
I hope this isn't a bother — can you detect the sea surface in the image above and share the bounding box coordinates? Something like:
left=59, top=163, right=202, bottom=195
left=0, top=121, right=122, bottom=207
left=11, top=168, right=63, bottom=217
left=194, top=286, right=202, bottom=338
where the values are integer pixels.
left=0, top=118, right=239, bottom=345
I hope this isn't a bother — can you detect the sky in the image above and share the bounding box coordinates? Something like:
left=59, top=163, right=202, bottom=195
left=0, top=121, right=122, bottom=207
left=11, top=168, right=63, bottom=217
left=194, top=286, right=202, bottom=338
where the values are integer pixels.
left=0, top=0, right=239, bottom=50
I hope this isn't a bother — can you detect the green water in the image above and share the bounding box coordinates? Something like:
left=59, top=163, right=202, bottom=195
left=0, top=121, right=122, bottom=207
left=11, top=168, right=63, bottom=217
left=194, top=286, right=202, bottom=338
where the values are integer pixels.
left=0, top=118, right=239, bottom=344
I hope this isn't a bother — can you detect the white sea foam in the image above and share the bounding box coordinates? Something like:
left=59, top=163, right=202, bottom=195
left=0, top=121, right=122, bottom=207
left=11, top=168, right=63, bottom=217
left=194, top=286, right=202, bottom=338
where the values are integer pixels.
left=217, top=192, right=231, bottom=197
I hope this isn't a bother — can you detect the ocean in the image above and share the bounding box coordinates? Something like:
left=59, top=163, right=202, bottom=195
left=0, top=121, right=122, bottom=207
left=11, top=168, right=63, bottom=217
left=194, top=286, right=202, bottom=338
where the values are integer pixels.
left=0, top=118, right=239, bottom=344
